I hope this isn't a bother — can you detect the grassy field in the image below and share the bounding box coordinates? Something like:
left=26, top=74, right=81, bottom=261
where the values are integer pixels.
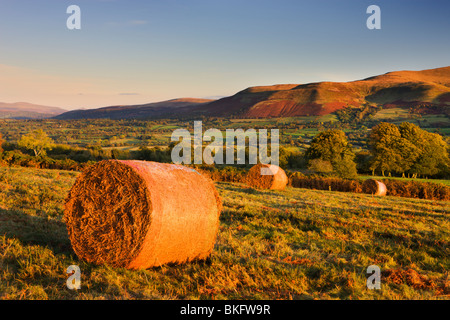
left=372, top=108, right=411, bottom=121
left=0, top=166, right=449, bottom=300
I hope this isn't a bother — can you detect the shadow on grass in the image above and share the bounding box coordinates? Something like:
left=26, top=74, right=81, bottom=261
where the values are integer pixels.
left=0, top=208, right=73, bottom=255
left=217, top=182, right=284, bottom=196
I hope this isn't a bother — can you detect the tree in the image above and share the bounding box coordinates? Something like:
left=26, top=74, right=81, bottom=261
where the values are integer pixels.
left=18, top=130, right=54, bottom=157
left=399, top=122, right=449, bottom=176
left=369, top=122, right=449, bottom=177
left=0, top=133, right=3, bottom=153
left=368, top=122, right=413, bottom=176
left=305, top=129, right=358, bottom=179
left=308, top=159, right=333, bottom=174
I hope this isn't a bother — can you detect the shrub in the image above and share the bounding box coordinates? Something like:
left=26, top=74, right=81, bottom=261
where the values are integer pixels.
left=193, top=165, right=247, bottom=183
left=289, top=175, right=362, bottom=193
left=381, top=179, right=450, bottom=201
left=287, top=174, right=450, bottom=201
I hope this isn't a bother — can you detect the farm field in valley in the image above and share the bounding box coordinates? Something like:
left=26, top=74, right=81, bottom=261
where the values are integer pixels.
left=0, top=166, right=448, bottom=299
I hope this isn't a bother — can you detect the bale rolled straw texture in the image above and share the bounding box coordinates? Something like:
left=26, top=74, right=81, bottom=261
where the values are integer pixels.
left=64, top=160, right=222, bottom=269
left=362, top=179, right=387, bottom=196
left=246, top=164, right=288, bottom=190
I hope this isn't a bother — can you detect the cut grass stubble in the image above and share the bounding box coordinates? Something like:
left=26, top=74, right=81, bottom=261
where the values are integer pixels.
left=0, top=166, right=449, bottom=299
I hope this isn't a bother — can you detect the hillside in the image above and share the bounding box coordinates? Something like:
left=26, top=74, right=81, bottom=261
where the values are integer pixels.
left=194, top=66, right=450, bottom=117
left=0, top=166, right=449, bottom=299
left=53, top=66, right=450, bottom=120
left=55, top=98, right=213, bottom=120
left=0, top=102, right=66, bottom=119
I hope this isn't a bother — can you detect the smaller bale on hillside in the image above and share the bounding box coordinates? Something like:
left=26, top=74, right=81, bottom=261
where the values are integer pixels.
left=246, top=164, right=288, bottom=190
left=362, top=179, right=387, bottom=196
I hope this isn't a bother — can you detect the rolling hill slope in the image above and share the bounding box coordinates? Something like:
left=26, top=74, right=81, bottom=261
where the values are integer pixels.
left=0, top=102, right=67, bottom=119
left=55, top=98, right=212, bottom=120
left=194, top=66, right=450, bottom=117
left=54, top=66, right=450, bottom=120
left=1, top=165, right=448, bottom=299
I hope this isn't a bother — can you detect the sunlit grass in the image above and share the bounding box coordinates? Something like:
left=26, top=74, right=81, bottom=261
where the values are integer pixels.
left=0, top=166, right=449, bottom=299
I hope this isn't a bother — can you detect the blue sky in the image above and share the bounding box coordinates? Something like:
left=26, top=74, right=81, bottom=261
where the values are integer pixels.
left=0, top=0, right=449, bottom=109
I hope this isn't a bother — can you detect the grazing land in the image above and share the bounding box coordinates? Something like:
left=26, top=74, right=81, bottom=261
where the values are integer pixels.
left=0, top=166, right=448, bottom=299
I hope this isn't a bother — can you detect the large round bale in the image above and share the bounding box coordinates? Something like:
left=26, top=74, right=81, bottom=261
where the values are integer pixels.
left=362, top=179, right=387, bottom=196
left=64, top=160, right=222, bottom=269
left=246, top=164, right=288, bottom=190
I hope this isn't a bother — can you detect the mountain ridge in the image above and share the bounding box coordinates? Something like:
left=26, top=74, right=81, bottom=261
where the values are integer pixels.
left=193, top=66, right=450, bottom=118
left=0, top=102, right=67, bottom=119
left=12, top=66, right=450, bottom=120
left=54, top=98, right=213, bottom=120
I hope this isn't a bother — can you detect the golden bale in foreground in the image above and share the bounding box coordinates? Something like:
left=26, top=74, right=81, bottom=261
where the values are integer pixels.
left=64, top=160, right=222, bottom=269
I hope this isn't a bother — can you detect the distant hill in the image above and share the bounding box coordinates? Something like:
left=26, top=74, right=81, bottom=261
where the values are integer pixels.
left=53, top=66, right=450, bottom=120
left=192, top=66, right=450, bottom=117
left=0, top=102, right=67, bottom=119
left=55, top=98, right=213, bottom=120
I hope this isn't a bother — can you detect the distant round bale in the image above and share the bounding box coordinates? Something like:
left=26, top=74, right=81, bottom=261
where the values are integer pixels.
left=362, top=179, right=387, bottom=196
left=246, top=164, right=288, bottom=190
left=64, top=160, right=222, bottom=269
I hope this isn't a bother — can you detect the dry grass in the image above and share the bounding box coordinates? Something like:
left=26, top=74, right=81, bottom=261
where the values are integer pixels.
left=0, top=166, right=449, bottom=299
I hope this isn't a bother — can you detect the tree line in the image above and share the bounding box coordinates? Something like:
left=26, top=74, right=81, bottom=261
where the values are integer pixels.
left=0, top=122, right=449, bottom=179
left=304, top=122, right=449, bottom=179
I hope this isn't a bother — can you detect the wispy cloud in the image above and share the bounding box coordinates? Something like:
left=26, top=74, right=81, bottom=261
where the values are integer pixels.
left=129, top=20, right=148, bottom=25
